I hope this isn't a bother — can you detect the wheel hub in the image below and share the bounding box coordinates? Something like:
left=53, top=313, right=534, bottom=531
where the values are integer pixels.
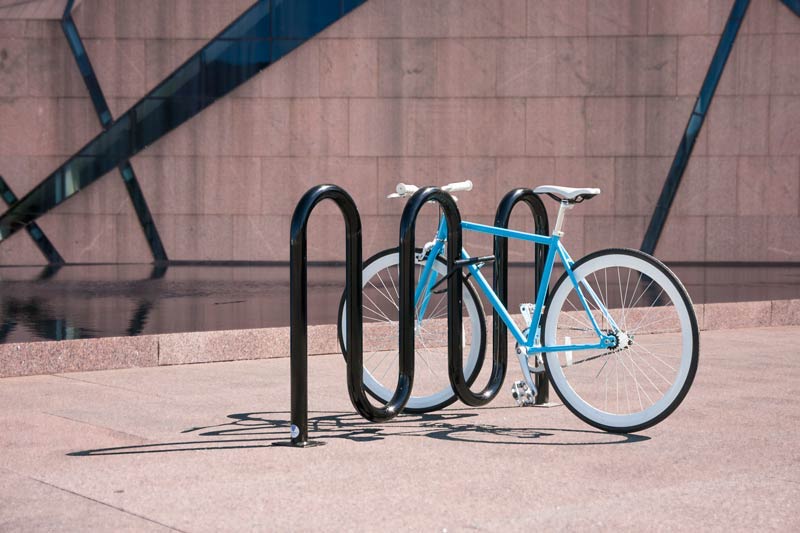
left=609, top=330, right=633, bottom=352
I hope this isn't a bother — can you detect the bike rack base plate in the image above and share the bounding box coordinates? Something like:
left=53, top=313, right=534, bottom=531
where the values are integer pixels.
left=272, top=441, right=326, bottom=448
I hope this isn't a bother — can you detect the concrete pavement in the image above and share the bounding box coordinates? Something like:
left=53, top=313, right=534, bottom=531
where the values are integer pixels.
left=1, top=326, right=799, bottom=531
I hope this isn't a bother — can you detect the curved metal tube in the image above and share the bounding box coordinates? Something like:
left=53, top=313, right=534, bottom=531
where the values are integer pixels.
left=399, top=187, right=498, bottom=407
left=494, top=188, right=550, bottom=403
left=289, top=184, right=410, bottom=447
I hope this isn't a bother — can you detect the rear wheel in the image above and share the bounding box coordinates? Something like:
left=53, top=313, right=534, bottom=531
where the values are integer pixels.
left=543, top=248, right=698, bottom=433
left=338, top=248, right=486, bottom=413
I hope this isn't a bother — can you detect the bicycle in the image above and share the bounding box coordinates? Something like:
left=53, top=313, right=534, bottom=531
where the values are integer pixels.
left=338, top=181, right=699, bottom=433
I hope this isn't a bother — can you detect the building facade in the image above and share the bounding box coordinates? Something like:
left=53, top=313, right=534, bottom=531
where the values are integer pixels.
left=0, top=0, right=799, bottom=266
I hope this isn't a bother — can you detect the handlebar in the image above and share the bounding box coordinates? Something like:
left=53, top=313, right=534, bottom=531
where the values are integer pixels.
left=388, top=180, right=473, bottom=199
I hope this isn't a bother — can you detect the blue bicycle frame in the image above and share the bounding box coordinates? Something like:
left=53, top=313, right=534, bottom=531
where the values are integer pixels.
left=414, top=217, right=619, bottom=357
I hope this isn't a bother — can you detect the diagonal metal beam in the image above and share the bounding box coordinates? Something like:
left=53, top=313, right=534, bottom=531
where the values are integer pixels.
left=0, top=175, right=64, bottom=264
left=641, top=0, right=750, bottom=254
left=61, top=0, right=168, bottom=262
left=0, top=0, right=367, bottom=245
left=642, top=0, right=800, bottom=254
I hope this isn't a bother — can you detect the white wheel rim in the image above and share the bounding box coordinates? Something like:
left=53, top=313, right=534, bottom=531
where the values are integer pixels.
left=544, top=253, right=694, bottom=429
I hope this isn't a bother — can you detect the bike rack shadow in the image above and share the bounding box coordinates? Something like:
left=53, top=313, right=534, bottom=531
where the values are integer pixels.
left=66, top=185, right=654, bottom=457
left=67, top=409, right=649, bottom=457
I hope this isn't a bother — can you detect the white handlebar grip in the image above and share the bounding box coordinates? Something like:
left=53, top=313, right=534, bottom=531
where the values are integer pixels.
left=444, top=180, right=473, bottom=192
left=396, top=183, right=419, bottom=196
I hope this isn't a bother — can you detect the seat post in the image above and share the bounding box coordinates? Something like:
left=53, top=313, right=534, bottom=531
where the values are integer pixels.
left=553, top=200, right=573, bottom=237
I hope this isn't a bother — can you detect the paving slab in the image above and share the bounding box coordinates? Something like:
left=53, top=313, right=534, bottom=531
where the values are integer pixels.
left=0, top=326, right=799, bottom=531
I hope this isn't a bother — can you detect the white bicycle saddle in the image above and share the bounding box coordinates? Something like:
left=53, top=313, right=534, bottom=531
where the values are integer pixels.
left=533, top=185, right=601, bottom=203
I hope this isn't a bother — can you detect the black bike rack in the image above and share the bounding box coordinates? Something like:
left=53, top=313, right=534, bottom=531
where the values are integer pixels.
left=281, top=184, right=552, bottom=447
left=280, top=184, right=414, bottom=447
left=399, top=188, right=506, bottom=408
left=494, top=189, right=551, bottom=404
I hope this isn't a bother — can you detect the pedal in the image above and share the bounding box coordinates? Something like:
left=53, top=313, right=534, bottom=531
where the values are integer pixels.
left=511, top=380, right=535, bottom=407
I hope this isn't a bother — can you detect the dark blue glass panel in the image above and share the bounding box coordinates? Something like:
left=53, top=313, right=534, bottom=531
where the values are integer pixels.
left=272, top=0, right=342, bottom=39
left=0, top=0, right=367, bottom=245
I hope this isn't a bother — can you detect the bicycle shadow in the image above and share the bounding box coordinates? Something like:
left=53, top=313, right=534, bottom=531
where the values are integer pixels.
left=68, top=408, right=649, bottom=456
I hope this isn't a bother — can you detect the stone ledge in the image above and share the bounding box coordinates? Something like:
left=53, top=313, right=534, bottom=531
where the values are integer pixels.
left=1, top=299, right=797, bottom=378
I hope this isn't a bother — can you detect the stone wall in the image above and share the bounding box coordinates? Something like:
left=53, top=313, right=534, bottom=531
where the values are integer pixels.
left=0, top=0, right=798, bottom=265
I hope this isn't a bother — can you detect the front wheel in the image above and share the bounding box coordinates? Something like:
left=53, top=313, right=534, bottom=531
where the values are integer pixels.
left=542, top=248, right=699, bottom=433
left=338, top=248, right=487, bottom=413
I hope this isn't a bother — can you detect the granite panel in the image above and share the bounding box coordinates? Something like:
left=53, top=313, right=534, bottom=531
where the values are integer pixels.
left=159, top=214, right=234, bottom=262
left=672, top=157, right=738, bottom=217
left=526, top=97, right=586, bottom=156
left=718, top=34, right=773, bottom=96
left=772, top=34, right=800, bottom=95
left=555, top=37, right=616, bottom=96
left=255, top=39, right=320, bottom=98
left=527, top=0, right=587, bottom=37
left=378, top=39, right=436, bottom=97
left=615, top=37, right=677, bottom=96
left=348, top=98, right=410, bottom=156
left=497, top=38, right=556, bottom=97
left=648, top=0, right=710, bottom=35
left=435, top=38, right=497, bottom=97
left=767, top=216, right=800, bottom=261
left=769, top=96, right=800, bottom=155
left=614, top=156, right=670, bottom=216
left=657, top=215, right=706, bottom=262
left=582, top=215, right=646, bottom=253
left=320, top=39, right=378, bottom=97
left=587, top=0, right=648, bottom=36
left=737, top=157, right=800, bottom=216
left=0, top=38, right=27, bottom=98
left=585, top=97, right=646, bottom=156
left=702, top=300, right=771, bottom=331
left=288, top=98, right=349, bottom=156
left=158, top=328, right=290, bottom=365
left=706, top=215, right=769, bottom=262
left=707, top=96, right=769, bottom=155
left=0, top=335, right=157, bottom=378
left=770, top=299, right=800, bottom=326
left=261, top=157, right=378, bottom=216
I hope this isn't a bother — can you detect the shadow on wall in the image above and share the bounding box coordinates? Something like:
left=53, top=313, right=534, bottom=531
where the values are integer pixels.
left=67, top=409, right=649, bottom=456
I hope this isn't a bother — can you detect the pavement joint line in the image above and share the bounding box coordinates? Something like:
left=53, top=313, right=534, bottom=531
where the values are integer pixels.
left=52, top=373, right=173, bottom=401
left=43, top=412, right=152, bottom=444
left=15, top=472, right=186, bottom=533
